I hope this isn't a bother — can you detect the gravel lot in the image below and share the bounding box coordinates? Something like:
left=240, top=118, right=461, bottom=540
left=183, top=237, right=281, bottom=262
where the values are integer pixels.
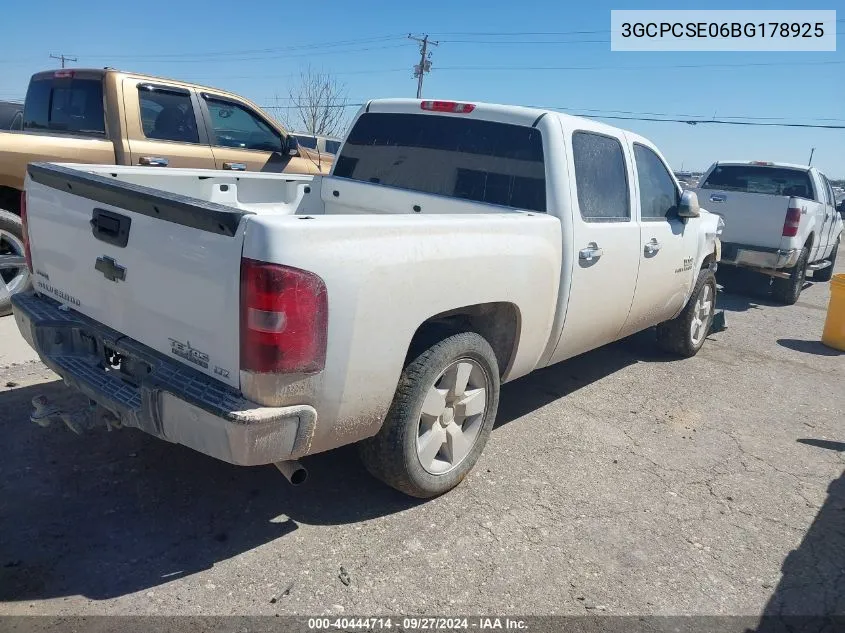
left=0, top=253, right=843, bottom=619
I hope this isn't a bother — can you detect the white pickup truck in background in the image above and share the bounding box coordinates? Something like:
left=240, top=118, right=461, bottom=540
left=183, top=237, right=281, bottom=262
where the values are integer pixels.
left=694, top=161, right=842, bottom=304
left=13, top=99, right=722, bottom=498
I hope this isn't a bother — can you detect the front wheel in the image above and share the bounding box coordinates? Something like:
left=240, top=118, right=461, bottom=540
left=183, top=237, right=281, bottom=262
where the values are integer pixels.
left=358, top=332, right=500, bottom=498
left=656, top=268, right=717, bottom=358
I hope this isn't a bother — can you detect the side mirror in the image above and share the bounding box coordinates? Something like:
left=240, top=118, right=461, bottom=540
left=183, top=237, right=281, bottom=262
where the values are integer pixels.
left=677, top=190, right=701, bottom=219
left=284, top=135, right=299, bottom=157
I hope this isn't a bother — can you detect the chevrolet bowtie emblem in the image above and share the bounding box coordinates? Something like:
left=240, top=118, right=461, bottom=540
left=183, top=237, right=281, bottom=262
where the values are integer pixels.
left=95, top=256, right=126, bottom=282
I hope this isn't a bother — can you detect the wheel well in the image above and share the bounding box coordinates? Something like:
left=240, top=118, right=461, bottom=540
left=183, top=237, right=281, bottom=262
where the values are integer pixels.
left=0, top=186, right=22, bottom=216
left=700, top=252, right=716, bottom=270
left=405, top=302, right=521, bottom=377
left=805, top=233, right=814, bottom=250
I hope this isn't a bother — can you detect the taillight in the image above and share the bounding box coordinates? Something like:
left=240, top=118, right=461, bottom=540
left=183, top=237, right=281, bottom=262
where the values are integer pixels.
left=420, top=100, right=476, bottom=114
left=240, top=258, right=328, bottom=374
left=20, top=191, right=33, bottom=273
left=53, top=69, right=75, bottom=79
left=783, top=207, right=802, bottom=237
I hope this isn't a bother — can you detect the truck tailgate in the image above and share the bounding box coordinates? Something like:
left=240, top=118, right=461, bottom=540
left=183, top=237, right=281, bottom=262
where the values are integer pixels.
left=695, top=189, right=789, bottom=249
left=23, top=163, right=249, bottom=389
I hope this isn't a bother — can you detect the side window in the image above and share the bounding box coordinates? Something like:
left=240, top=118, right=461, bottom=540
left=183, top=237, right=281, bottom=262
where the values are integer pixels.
left=633, top=144, right=680, bottom=220
left=138, top=86, right=199, bottom=144
left=571, top=131, right=630, bottom=221
left=10, top=111, right=23, bottom=131
left=324, top=139, right=341, bottom=154
left=205, top=98, right=282, bottom=152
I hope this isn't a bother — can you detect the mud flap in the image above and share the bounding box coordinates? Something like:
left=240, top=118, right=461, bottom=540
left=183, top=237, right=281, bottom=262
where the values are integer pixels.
left=710, top=310, right=727, bottom=334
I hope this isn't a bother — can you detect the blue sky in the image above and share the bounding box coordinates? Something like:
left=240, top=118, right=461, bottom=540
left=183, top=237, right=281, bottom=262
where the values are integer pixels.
left=2, top=0, right=843, bottom=176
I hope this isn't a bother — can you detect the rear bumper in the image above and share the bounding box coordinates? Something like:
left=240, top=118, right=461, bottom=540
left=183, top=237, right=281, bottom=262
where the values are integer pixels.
left=720, top=243, right=800, bottom=270
left=11, top=292, right=316, bottom=466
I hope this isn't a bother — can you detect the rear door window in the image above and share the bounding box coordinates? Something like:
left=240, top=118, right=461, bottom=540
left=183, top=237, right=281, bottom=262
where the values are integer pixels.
left=138, top=86, right=199, bottom=144
left=334, top=112, right=546, bottom=212
left=24, top=78, right=105, bottom=135
left=701, top=165, right=815, bottom=200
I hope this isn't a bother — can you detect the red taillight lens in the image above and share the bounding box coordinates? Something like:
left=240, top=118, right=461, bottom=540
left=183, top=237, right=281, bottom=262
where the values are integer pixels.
left=240, top=258, right=328, bottom=374
left=20, top=191, right=33, bottom=273
left=53, top=69, right=75, bottom=79
left=421, top=100, right=476, bottom=114
left=783, top=207, right=802, bottom=237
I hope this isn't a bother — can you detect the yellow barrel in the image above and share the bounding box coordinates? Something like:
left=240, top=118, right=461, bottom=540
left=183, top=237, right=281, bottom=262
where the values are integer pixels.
left=822, top=274, right=845, bottom=351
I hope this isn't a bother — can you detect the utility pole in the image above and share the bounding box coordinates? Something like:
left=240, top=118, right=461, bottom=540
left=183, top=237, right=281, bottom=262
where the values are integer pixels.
left=408, top=34, right=438, bottom=99
left=808, top=147, right=815, bottom=166
left=50, top=53, right=77, bottom=68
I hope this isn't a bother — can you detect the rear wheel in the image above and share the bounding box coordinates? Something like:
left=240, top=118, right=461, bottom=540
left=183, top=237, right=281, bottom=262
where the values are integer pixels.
left=0, top=209, right=30, bottom=316
left=358, top=332, right=500, bottom=498
left=656, top=268, right=717, bottom=358
left=771, top=247, right=809, bottom=305
left=813, top=239, right=839, bottom=283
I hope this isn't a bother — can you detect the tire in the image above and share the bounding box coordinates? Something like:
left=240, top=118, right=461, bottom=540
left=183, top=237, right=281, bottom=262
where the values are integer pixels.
left=771, top=247, right=809, bottom=305
left=358, top=332, right=500, bottom=498
left=0, top=209, right=31, bottom=317
left=656, top=268, right=717, bottom=358
left=813, top=238, right=839, bottom=282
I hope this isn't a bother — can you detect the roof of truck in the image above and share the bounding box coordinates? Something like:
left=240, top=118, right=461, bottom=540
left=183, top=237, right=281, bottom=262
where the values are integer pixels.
left=31, top=68, right=244, bottom=103
left=363, top=98, right=628, bottom=136
left=713, top=160, right=813, bottom=171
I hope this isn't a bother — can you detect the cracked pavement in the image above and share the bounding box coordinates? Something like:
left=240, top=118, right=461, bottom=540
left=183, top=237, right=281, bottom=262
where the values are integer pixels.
left=0, top=252, right=842, bottom=617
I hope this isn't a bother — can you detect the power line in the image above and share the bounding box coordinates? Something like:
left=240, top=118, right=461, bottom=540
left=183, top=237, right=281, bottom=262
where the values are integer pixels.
left=93, top=42, right=413, bottom=65
left=552, top=111, right=845, bottom=129
left=435, top=60, right=845, bottom=72
left=83, top=34, right=408, bottom=60
left=260, top=102, right=845, bottom=127
left=439, top=39, right=609, bottom=44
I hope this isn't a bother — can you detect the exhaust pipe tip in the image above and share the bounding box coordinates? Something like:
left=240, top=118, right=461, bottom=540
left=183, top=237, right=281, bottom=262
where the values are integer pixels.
left=275, top=460, right=308, bottom=486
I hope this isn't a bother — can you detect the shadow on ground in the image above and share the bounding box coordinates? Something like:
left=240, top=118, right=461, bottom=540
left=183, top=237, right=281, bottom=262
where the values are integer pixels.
left=716, top=266, right=817, bottom=314
left=777, top=339, right=843, bottom=357
left=0, top=331, right=695, bottom=602
left=751, top=441, right=845, bottom=631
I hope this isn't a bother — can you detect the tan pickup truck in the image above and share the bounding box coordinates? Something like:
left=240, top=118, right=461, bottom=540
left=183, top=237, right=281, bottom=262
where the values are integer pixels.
left=0, top=68, right=332, bottom=314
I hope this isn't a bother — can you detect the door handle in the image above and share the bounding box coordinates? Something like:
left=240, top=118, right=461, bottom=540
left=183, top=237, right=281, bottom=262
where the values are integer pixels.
left=139, top=156, right=169, bottom=167
left=644, top=238, right=662, bottom=255
left=579, top=242, right=603, bottom=262
left=223, top=162, right=247, bottom=171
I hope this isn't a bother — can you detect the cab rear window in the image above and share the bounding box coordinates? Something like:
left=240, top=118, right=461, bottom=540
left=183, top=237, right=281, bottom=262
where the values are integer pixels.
left=23, top=78, right=105, bottom=136
left=701, top=165, right=815, bottom=200
left=334, top=112, right=546, bottom=212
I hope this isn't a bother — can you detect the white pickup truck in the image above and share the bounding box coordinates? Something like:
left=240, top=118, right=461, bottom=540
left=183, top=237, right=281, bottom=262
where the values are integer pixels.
left=12, top=99, right=722, bottom=498
left=694, top=161, right=842, bottom=304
